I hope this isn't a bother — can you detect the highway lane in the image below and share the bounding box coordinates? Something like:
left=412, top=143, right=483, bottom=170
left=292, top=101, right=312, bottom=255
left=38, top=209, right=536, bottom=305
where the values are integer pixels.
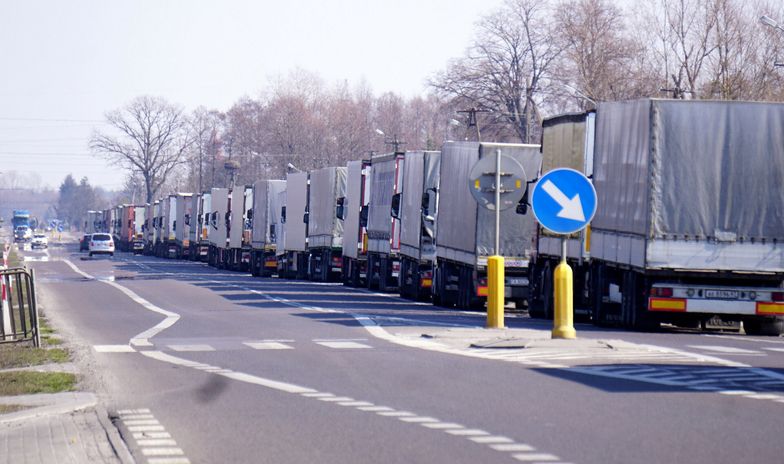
left=22, top=243, right=784, bottom=464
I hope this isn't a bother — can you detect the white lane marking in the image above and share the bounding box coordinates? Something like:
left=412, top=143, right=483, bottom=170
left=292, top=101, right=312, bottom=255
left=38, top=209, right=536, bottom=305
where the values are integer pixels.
left=301, top=392, right=334, bottom=398
left=123, top=419, right=160, bottom=426
left=244, top=341, right=293, bottom=350
left=137, top=439, right=178, bottom=446
left=763, top=347, right=784, bottom=352
left=167, top=344, right=216, bottom=352
left=421, top=422, right=464, bottom=429
left=133, top=432, right=171, bottom=439
left=357, top=406, right=394, bottom=412
left=470, top=436, right=515, bottom=444
left=128, top=425, right=165, bottom=432
left=338, top=401, right=374, bottom=407
left=446, top=429, right=491, bottom=436
left=312, top=338, right=368, bottom=342
left=93, top=345, right=136, bottom=353
left=491, top=444, right=536, bottom=452
left=220, top=371, right=316, bottom=394
left=399, top=416, right=440, bottom=423
left=686, top=345, right=762, bottom=354
left=377, top=411, right=415, bottom=417
left=316, top=341, right=373, bottom=349
left=512, top=452, right=561, bottom=461
left=141, top=447, right=185, bottom=456
left=260, top=339, right=295, bottom=343
left=147, top=458, right=191, bottom=464
left=318, top=396, right=355, bottom=402
left=121, top=414, right=155, bottom=420
left=117, top=408, right=151, bottom=414
left=62, top=258, right=181, bottom=347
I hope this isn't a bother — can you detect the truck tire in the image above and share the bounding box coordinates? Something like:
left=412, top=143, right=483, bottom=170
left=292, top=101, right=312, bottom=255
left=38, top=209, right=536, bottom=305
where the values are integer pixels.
left=744, top=317, right=784, bottom=336
left=540, top=261, right=554, bottom=319
left=432, top=264, right=443, bottom=307
left=399, top=259, right=410, bottom=299
left=379, top=257, right=389, bottom=292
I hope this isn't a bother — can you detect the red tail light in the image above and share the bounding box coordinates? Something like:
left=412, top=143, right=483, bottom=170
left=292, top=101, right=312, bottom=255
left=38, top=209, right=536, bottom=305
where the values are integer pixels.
left=651, top=287, right=673, bottom=297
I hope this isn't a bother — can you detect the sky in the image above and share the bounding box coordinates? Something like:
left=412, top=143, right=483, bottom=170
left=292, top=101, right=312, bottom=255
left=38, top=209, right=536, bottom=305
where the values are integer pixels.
left=0, top=0, right=504, bottom=192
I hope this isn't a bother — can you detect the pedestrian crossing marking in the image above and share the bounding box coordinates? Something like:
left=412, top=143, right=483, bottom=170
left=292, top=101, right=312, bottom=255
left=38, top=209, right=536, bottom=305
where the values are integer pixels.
left=686, top=345, right=762, bottom=354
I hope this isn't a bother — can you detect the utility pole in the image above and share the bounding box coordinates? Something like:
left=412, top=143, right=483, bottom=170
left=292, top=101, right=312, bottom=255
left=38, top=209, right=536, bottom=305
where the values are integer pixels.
left=457, top=107, right=491, bottom=141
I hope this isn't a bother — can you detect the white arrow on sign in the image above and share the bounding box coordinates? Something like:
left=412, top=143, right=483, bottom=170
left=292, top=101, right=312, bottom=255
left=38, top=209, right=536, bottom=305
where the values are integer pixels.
left=541, top=180, right=585, bottom=222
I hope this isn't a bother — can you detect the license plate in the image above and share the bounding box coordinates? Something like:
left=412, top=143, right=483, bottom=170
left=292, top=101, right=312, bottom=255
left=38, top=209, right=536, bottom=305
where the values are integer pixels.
left=505, top=259, right=528, bottom=268
left=508, top=278, right=528, bottom=286
left=705, top=289, right=739, bottom=299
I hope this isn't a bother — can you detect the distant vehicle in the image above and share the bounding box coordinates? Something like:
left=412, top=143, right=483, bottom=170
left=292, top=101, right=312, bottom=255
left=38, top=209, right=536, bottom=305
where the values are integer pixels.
left=12, top=210, right=30, bottom=230
left=89, top=233, right=114, bottom=257
left=80, top=234, right=91, bottom=252
left=14, top=225, right=32, bottom=243
left=31, top=234, right=48, bottom=249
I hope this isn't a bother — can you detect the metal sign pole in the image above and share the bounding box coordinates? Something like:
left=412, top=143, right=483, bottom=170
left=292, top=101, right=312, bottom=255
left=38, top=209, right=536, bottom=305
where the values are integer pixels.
left=487, top=149, right=505, bottom=329
left=495, top=149, right=501, bottom=255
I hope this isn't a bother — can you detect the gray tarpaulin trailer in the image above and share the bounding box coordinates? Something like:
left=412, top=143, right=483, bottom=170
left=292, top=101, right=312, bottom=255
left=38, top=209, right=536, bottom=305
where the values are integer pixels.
left=274, top=187, right=287, bottom=272
left=529, top=112, right=595, bottom=319
left=189, top=192, right=211, bottom=262
left=250, top=180, right=286, bottom=277
left=588, top=99, right=784, bottom=334
left=169, top=193, right=192, bottom=259
left=279, top=172, right=309, bottom=279
left=366, top=152, right=405, bottom=292
left=340, top=159, right=372, bottom=287
left=207, top=188, right=230, bottom=268
left=398, top=151, right=440, bottom=300
left=434, top=141, right=541, bottom=310
left=307, top=166, right=347, bottom=281
left=225, top=186, right=253, bottom=271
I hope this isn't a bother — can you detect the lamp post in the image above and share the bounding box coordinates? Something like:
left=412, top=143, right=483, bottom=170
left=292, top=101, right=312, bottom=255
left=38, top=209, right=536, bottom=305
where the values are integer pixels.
left=375, top=129, right=405, bottom=153
left=760, top=15, right=784, bottom=67
left=224, top=160, right=240, bottom=189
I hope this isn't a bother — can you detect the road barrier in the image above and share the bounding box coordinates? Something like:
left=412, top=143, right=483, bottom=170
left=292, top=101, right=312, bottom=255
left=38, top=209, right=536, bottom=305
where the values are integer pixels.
left=0, top=267, right=40, bottom=347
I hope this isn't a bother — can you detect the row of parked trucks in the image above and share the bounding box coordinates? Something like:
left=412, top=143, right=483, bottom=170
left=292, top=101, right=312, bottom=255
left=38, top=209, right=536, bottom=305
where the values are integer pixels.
left=86, top=99, right=784, bottom=335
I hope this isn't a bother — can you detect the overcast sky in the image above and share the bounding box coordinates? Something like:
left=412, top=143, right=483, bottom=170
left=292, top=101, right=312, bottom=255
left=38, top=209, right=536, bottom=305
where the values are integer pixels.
left=0, top=0, right=504, bottom=192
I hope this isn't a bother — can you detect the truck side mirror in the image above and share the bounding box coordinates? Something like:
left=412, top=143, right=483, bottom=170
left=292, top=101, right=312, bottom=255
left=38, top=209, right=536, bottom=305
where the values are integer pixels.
left=269, top=224, right=276, bottom=241
left=359, top=206, right=369, bottom=228
left=184, top=214, right=190, bottom=226
left=247, top=209, right=253, bottom=220
left=421, top=192, right=430, bottom=216
left=173, top=220, right=177, bottom=231
left=303, top=211, right=309, bottom=224
left=336, top=197, right=345, bottom=221
left=516, top=188, right=529, bottom=215
left=390, top=193, right=401, bottom=219
left=280, top=206, right=287, bottom=224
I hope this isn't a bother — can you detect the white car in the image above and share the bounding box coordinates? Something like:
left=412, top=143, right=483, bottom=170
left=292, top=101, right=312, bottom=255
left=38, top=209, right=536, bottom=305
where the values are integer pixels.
left=31, top=234, right=48, bottom=249
left=89, top=233, right=115, bottom=257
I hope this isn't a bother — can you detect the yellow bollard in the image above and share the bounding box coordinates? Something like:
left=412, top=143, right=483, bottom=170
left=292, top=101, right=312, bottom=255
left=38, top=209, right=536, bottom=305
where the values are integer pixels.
left=552, top=259, right=576, bottom=339
left=486, top=255, right=505, bottom=328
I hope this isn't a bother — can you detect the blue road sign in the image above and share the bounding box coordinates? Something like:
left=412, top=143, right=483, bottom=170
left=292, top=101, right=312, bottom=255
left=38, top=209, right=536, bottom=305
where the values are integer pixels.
left=531, top=168, right=597, bottom=235
left=57, top=225, right=63, bottom=232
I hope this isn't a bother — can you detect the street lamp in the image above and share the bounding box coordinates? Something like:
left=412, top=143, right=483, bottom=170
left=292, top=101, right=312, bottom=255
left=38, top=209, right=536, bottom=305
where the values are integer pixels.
left=224, top=160, right=240, bottom=189
left=760, top=15, right=784, bottom=67
left=286, top=162, right=302, bottom=173
left=374, top=129, right=405, bottom=153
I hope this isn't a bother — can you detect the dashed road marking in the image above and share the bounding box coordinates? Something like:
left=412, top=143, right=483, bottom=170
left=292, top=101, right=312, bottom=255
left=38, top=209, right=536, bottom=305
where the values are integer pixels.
left=244, top=341, right=294, bottom=350
left=763, top=347, right=784, bottom=353
left=315, top=341, right=373, bottom=349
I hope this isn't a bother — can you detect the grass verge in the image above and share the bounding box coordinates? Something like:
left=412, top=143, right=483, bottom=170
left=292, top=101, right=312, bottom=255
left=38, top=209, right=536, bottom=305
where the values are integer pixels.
left=0, top=372, right=76, bottom=395
left=0, top=346, right=70, bottom=369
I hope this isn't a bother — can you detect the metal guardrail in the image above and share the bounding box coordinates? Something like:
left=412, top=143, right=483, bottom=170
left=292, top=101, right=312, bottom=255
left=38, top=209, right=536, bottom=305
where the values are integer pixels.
left=0, top=267, right=40, bottom=347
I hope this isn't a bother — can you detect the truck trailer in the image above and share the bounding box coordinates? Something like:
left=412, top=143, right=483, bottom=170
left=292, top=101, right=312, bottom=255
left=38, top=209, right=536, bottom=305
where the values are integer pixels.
left=433, top=141, right=541, bottom=310
left=207, top=188, right=230, bottom=268
left=340, top=159, right=372, bottom=287
left=250, top=180, right=286, bottom=277
left=225, top=186, right=253, bottom=271
left=398, top=151, right=441, bottom=300
left=278, top=172, right=309, bottom=279
left=307, top=166, right=347, bottom=281
left=366, top=152, right=405, bottom=292
left=528, top=112, right=595, bottom=319
left=586, top=99, right=784, bottom=334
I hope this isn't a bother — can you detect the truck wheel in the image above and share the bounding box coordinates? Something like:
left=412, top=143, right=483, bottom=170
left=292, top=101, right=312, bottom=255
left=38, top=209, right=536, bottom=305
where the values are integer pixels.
left=367, top=254, right=376, bottom=290
left=432, top=265, right=443, bottom=307
left=398, top=259, right=409, bottom=299
left=744, top=317, right=784, bottom=336
left=622, top=270, right=658, bottom=331
left=379, top=257, right=389, bottom=292
left=540, top=261, right=554, bottom=319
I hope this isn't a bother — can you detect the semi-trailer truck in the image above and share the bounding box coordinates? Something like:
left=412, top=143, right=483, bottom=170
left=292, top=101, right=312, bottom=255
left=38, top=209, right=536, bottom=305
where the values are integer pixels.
left=307, top=166, right=347, bottom=281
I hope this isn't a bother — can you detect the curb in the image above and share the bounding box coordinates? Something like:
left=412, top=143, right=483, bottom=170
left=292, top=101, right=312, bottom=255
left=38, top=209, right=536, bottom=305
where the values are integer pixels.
left=0, top=392, right=96, bottom=424
left=95, top=404, right=136, bottom=464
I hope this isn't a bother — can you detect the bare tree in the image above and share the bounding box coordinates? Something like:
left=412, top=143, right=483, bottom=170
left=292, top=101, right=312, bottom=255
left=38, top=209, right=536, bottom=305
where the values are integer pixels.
left=430, top=0, right=563, bottom=143
left=90, top=96, right=191, bottom=203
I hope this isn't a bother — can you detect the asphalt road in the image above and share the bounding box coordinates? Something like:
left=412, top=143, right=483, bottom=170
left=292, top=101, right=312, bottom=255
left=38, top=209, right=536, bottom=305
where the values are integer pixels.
left=20, top=240, right=784, bottom=464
